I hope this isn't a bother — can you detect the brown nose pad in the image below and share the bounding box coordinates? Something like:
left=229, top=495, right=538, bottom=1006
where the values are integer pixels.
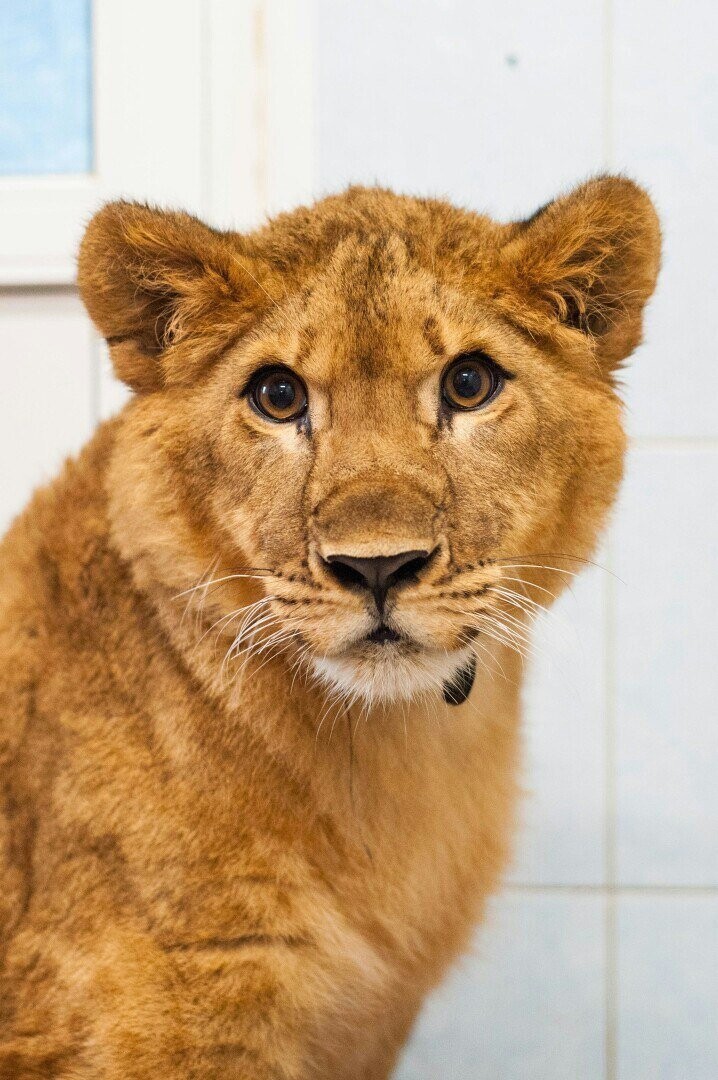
left=323, top=550, right=433, bottom=612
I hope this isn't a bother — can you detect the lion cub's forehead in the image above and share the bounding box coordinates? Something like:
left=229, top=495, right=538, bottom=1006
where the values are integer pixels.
left=262, top=232, right=479, bottom=384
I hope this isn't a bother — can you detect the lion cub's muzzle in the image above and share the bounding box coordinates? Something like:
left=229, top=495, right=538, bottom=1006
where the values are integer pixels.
left=311, top=475, right=444, bottom=619
left=299, top=473, right=479, bottom=703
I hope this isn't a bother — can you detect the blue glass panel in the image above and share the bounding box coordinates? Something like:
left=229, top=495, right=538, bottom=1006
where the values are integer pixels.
left=0, top=0, right=92, bottom=175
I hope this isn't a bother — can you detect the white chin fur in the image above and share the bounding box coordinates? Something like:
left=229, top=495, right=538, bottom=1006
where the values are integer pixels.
left=311, top=645, right=472, bottom=705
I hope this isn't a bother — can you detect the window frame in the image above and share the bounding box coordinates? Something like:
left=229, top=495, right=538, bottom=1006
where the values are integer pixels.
left=0, top=0, right=315, bottom=286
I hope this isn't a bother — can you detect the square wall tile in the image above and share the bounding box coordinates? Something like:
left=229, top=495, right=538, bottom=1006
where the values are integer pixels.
left=613, top=449, right=718, bottom=884
left=0, top=291, right=94, bottom=534
left=510, top=567, right=607, bottom=886
left=617, top=894, right=718, bottom=1080
left=613, top=0, right=718, bottom=437
left=317, top=0, right=605, bottom=218
left=396, top=890, right=606, bottom=1080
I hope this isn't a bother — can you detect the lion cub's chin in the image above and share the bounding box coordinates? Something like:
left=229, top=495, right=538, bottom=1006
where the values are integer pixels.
left=311, top=643, right=473, bottom=706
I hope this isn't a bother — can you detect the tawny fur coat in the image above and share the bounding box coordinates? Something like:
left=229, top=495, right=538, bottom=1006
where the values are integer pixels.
left=0, top=177, right=659, bottom=1078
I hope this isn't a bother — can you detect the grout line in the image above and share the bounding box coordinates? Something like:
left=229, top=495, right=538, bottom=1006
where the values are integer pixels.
left=605, top=519, right=619, bottom=1080
left=602, top=0, right=614, bottom=169
left=199, top=0, right=213, bottom=218
left=630, top=437, right=718, bottom=450
left=506, top=883, right=718, bottom=895
left=603, top=7, right=617, bottom=1074
left=253, top=0, right=269, bottom=217
left=605, top=886, right=618, bottom=1080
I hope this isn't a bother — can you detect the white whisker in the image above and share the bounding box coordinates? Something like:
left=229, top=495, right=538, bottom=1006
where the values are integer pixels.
left=173, top=570, right=274, bottom=601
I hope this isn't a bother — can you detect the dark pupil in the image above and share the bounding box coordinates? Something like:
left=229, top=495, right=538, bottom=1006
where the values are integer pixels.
left=267, top=377, right=296, bottom=410
left=452, top=366, right=483, bottom=398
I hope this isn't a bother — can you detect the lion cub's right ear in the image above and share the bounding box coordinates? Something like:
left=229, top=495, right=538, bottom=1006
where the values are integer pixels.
left=77, top=201, right=271, bottom=392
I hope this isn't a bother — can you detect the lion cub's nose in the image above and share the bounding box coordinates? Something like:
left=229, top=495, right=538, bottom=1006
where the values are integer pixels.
left=323, top=550, right=433, bottom=612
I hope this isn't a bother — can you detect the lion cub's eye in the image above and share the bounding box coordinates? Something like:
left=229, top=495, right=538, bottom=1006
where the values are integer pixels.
left=248, top=366, right=308, bottom=423
left=441, top=355, right=503, bottom=411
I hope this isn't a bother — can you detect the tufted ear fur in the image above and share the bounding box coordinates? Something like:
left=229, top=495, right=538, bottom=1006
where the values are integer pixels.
left=496, top=176, right=661, bottom=373
left=77, top=202, right=271, bottom=392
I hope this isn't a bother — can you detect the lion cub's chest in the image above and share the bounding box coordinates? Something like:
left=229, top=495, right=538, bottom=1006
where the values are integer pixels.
left=67, top=688, right=517, bottom=1075
left=306, top=711, right=518, bottom=973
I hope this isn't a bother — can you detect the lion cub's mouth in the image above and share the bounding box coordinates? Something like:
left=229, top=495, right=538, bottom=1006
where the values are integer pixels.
left=364, top=623, right=403, bottom=645
left=311, top=617, right=473, bottom=704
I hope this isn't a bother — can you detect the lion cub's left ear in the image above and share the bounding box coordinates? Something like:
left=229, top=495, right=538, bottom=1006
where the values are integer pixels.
left=498, top=175, right=661, bottom=373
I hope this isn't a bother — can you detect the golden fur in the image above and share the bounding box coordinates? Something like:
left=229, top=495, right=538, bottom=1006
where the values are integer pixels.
left=0, top=178, right=659, bottom=1078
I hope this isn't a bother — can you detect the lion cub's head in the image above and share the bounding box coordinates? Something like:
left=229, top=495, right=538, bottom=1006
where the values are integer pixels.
left=78, top=178, right=659, bottom=705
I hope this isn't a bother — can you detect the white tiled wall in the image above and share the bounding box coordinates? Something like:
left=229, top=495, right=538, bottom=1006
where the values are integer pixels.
left=1, top=2, right=716, bottom=1077
left=397, top=892, right=607, bottom=1080
left=613, top=450, right=718, bottom=887
left=510, top=566, right=608, bottom=887
left=613, top=2, right=718, bottom=439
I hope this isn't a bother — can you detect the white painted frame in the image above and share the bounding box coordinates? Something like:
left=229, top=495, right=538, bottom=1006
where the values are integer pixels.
left=0, top=0, right=315, bottom=286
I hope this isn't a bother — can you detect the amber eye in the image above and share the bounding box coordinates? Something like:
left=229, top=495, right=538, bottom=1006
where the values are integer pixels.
left=249, top=367, right=308, bottom=422
left=441, top=355, right=502, bottom=411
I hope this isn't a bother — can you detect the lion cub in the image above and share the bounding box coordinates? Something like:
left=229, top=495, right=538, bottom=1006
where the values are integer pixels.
left=0, top=178, right=659, bottom=1078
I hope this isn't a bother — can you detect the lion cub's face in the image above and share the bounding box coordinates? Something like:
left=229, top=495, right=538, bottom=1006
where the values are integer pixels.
left=79, top=180, right=660, bottom=704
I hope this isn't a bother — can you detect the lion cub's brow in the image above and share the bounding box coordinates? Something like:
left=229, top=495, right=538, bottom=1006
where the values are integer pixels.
left=248, top=276, right=514, bottom=391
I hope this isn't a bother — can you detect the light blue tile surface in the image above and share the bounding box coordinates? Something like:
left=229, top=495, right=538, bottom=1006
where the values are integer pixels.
left=396, top=891, right=606, bottom=1080
left=0, top=0, right=92, bottom=175
left=613, top=449, right=718, bottom=885
left=617, top=895, right=718, bottom=1080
